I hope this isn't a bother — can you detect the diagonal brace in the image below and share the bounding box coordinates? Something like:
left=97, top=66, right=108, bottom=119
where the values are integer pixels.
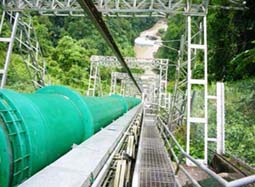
left=77, top=0, right=142, bottom=93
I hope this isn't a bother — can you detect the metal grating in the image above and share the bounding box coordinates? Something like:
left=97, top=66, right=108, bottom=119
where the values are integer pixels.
left=136, top=115, right=176, bottom=187
left=140, top=169, right=176, bottom=187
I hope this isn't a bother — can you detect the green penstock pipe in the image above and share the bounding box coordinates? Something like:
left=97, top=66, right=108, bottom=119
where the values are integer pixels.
left=0, top=85, right=141, bottom=187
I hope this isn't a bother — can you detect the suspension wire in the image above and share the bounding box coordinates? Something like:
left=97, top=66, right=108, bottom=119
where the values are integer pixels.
left=209, top=0, right=248, bottom=10
left=160, top=39, right=181, bottom=43
left=209, top=5, right=247, bottom=10
left=77, top=0, right=142, bottom=94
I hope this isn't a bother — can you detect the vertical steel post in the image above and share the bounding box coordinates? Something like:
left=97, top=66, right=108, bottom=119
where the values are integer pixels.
left=120, top=79, right=125, bottom=96
left=207, top=82, right=225, bottom=155
left=159, top=63, right=163, bottom=107
left=186, top=15, right=208, bottom=165
left=0, top=11, right=6, bottom=34
left=87, top=61, right=99, bottom=96
left=92, top=63, right=98, bottom=96
left=204, top=16, right=208, bottom=164
left=216, top=82, right=225, bottom=154
left=0, top=12, right=20, bottom=88
left=158, top=60, right=168, bottom=109
left=167, top=34, right=187, bottom=130
left=110, top=72, right=117, bottom=95
left=186, top=15, right=192, bottom=163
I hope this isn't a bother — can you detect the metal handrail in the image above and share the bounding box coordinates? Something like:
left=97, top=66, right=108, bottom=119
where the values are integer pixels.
left=157, top=119, right=202, bottom=187
left=158, top=117, right=255, bottom=187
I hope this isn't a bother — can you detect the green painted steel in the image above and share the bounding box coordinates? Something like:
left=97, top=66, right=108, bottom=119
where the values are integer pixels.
left=0, top=85, right=141, bottom=187
left=0, top=126, right=11, bottom=187
left=124, top=96, right=141, bottom=109
left=83, top=95, right=127, bottom=132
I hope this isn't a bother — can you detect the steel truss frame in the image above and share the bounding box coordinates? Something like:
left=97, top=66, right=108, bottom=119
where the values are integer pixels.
left=89, top=55, right=169, bottom=107
left=2, top=0, right=208, bottom=17
left=90, top=55, right=169, bottom=68
left=79, top=0, right=142, bottom=93
left=158, top=58, right=169, bottom=109
left=0, top=11, right=46, bottom=88
left=110, top=72, right=142, bottom=96
left=186, top=14, right=209, bottom=165
left=141, top=74, right=159, bottom=106
left=0, top=0, right=228, bottom=165
left=87, top=61, right=102, bottom=96
left=0, top=11, right=19, bottom=88
left=164, top=0, right=224, bottom=165
left=207, top=82, right=225, bottom=155
left=2, top=0, right=244, bottom=17
left=168, top=34, right=187, bottom=130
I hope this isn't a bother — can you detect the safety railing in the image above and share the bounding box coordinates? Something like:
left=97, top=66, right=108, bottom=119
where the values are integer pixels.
left=157, top=117, right=255, bottom=187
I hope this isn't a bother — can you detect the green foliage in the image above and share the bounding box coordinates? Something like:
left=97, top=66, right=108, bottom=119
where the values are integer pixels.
left=229, top=48, right=255, bottom=79
left=157, top=28, right=166, bottom=36
left=33, top=16, right=54, bottom=56
left=5, top=15, right=155, bottom=93
left=174, top=79, right=255, bottom=166
left=157, top=2, right=255, bottom=82
left=131, top=68, right=144, bottom=74
left=2, top=4, right=255, bottom=167
left=53, top=36, right=91, bottom=71
left=167, top=80, right=174, bottom=93
left=156, top=15, right=185, bottom=81
left=224, top=79, right=255, bottom=166
left=155, top=0, right=255, bottom=167
left=208, top=2, right=255, bottom=81
left=6, top=54, right=34, bottom=92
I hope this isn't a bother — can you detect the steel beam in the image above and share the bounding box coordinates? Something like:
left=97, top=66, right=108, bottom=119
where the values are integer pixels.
left=186, top=15, right=208, bottom=165
left=2, top=0, right=208, bottom=17
left=110, top=72, right=142, bottom=96
left=90, top=55, right=168, bottom=68
left=0, top=12, right=19, bottom=88
left=216, top=82, right=225, bottom=154
left=78, top=0, right=142, bottom=93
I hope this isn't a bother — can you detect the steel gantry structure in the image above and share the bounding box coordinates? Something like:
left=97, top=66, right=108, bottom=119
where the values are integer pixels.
left=109, top=72, right=142, bottom=97
left=0, top=11, right=46, bottom=88
left=88, top=55, right=169, bottom=108
left=2, top=0, right=208, bottom=17
left=2, top=0, right=245, bottom=16
left=0, top=0, right=219, bottom=164
left=0, top=0, right=248, bottom=180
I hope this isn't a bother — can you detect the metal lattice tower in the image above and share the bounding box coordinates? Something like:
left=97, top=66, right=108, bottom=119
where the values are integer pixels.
left=16, top=13, right=46, bottom=88
left=2, top=0, right=244, bottom=17
left=0, top=11, right=19, bottom=88
left=0, top=11, right=46, bottom=88
left=186, top=13, right=209, bottom=165
left=2, top=0, right=208, bottom=17
left=168, top=34, right=187, bottom=130
left=87, top=61, right=102, bottom=96
left=0, top=0, right=233, bottom=164
left=110, top=72, right=142, bottom=96
left=0, top=0, right=244, bottom=90
left=160, top=60, right=170, bottom=109
left=89, top=56, right=168, bottom=106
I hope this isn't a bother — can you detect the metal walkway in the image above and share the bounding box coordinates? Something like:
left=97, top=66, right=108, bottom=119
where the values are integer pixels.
left=132, top=112, right=177, bottom=187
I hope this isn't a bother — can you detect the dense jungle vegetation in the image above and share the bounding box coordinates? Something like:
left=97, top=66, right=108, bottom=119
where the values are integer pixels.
left=157, top=0, right=255, bottom=166
left=2, top=16, right=156, bottom=93
left=1, top=1, right=255, bottom=166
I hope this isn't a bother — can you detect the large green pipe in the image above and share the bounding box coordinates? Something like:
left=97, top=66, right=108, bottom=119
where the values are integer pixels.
left=0, top=85, right=141, bottom=187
